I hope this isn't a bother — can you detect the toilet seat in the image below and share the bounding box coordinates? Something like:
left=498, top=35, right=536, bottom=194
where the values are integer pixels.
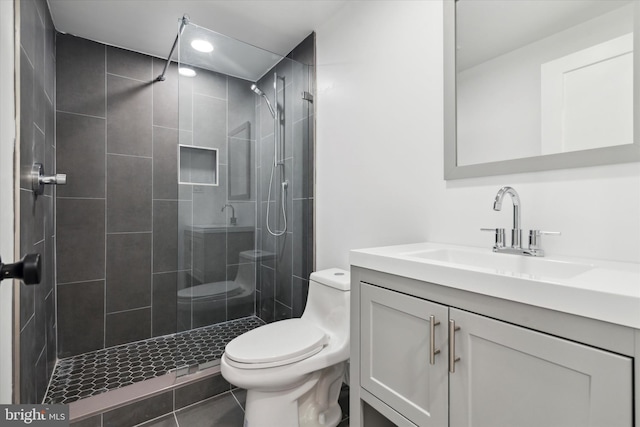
left=225, top=319, right=328, bottom=369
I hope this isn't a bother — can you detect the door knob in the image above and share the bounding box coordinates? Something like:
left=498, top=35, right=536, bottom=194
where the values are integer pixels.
left=0, top=254, right=41, bottom=285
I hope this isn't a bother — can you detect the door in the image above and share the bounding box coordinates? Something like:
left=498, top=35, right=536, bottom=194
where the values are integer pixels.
left=0, top=0, right=15, bottom=404
left=449, top=308, right=633, bottom=427
left=361, top=283, right=449, bottom=427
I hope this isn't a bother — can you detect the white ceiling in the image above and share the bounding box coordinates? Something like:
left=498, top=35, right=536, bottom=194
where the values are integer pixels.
left=48, top=0, right=348, bottom=60
left=457, top=0, right=633, bottom=70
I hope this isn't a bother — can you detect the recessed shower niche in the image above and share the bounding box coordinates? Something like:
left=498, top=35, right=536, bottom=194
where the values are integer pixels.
left=179, top=145, right=218, bottom=186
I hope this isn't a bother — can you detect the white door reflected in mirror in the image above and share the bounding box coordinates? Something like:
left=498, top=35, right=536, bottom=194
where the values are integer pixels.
left=455, top=0, right=634, bottom=167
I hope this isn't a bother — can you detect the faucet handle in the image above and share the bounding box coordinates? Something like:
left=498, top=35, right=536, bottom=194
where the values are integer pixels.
left=528, top=230, right=561, bottom=250
left=481, top=228, right=506, bottom=249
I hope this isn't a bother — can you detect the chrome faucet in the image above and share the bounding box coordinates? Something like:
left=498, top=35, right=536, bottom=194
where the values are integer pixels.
left=493, top=186, right=521, bottom=249
left=482, top=186, right=560, bottom=257
left=221, top=204, right=237, bottom=226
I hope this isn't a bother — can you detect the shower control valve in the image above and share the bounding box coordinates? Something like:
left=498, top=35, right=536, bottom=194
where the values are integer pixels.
left=31, top=163, right=67, bottom=195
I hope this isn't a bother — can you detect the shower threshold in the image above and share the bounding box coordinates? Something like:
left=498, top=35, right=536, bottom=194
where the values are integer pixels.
left=44, top=316, right=264, bottom=408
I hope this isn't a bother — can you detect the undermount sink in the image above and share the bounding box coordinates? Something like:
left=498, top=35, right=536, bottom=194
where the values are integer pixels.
left=401, top=248, right=594, bottom=280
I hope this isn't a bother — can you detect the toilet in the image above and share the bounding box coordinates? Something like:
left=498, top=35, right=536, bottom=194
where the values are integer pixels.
left=221, top=268, right=350, bottom=427
left=177, top=250, right=274, bottom=328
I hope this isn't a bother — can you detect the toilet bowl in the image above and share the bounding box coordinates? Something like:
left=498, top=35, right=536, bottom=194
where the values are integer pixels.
left=177, top=250, right=274, bottom=328
left=221, top=268, right=350, bottom=427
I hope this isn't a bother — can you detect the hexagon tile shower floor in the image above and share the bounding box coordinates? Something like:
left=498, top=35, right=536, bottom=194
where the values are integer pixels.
left=44, top=316, right=264, bottom=404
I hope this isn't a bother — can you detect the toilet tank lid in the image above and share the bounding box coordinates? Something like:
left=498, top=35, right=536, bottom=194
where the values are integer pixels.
left=310, top=268, right=350, bottom=291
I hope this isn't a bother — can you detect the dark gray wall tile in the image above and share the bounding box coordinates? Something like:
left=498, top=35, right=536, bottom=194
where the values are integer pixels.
left=274, top=301, right=292, bottom=321
left=105, top=308, right=151, bottom=347
left=19, top=49, right=34, bottom=190
left=152, top=59, right=178, bottom=129
left=19, top=317, right=37, bottom=403
left=44, top=12, right=55, bottom=100
left=178, top=77, right=193, bottom=131
left=70, top=414, right=102, bottom=427
left=56, top=112, right=106, bottom=198
left=193, top=94, right=226, bottom=158
left=107, top=154, right=152, bottom=232
left=276, top=232, right=292, bottom=307
left=228, top=76, right=254, bottom=133
left=56, top=34, right=105, bottom=117
left=35, top=349, right=47, bottom=403
left=292, top=277, right=309, bottom=318
left=107, top=46, right=152, bottom=81
left=152, top=272, right=177, bottom=337
left=174, top=374, right=230, bottom=409
left=57, top=280, right=105, bottom=357
left=136, top=414, right=176, bottom=427
left=153, top=201, right=178, bottom=272
left=231, top=388, right=247, bottom=410
left=259, top=265, right=275, bottom=323
left=193, top=69, right=226, bottom=99
left=292, top=199, right=311, bottom=279
left=175, top=392, right=244, bottom=427
left=57, top=198, right=105, bottom=283
left=106, top=233, right=152, bottom=312
left=20, top=0, right=38, bottom=64
left=153, top=126, right=178, bottom=200
left=103, top=390, right=172, bottom=427
left=293, top=117, right=311, bottom=199
left=19, top=189, right=44, bottom=259
left=106, top=74, right=152, bottom=156
left=20, top=0, right=56, bottom=403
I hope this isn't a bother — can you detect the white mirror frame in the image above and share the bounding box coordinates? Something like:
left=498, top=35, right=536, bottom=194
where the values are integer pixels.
left=444, top=0, right=640, bottom=180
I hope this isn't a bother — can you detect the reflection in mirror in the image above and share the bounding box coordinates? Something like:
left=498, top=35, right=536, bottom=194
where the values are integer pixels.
left=228, top=122, right=251, bottom=200
left=444, top=0, right=640, bottom=179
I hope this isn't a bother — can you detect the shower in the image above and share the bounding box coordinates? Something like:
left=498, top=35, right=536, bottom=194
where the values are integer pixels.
left=252, top=74, right=288, bottom=237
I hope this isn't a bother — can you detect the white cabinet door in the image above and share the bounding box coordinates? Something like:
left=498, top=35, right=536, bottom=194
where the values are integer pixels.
left=449, top=308, right=633, bottom=427
left=361, top=283, right=449, bottom=427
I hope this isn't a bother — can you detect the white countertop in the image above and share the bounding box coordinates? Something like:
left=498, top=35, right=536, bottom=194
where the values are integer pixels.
left=350, top=242, right=640, bottom=329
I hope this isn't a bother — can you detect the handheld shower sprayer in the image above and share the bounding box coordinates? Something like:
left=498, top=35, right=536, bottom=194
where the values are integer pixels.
left=251, top=84, right=276, bottom=118
left=250, top=77, right=287, bottom=236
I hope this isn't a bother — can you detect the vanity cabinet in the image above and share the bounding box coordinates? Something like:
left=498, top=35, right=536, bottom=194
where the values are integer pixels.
left=361, top=284, right=449, bottom=426
left=356, top=278, right=634, bottom=427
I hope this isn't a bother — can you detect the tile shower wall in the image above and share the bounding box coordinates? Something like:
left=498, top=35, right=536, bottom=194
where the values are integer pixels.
left=55, top=34, right=259, bottom=357
left=18, top=0, right=57, bottom=403
left=257, top=34, right=315, bottom=323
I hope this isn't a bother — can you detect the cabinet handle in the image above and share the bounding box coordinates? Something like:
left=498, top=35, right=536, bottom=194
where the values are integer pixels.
left=429, top=315, right=441, bottom=365
left=449, top=319, right=461, bottom=373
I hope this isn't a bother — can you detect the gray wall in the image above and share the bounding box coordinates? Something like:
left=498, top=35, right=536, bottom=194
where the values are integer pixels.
left=257, top=33, right=315, bottom=323
left=18, top=0, right=57, bottom=403
left=55, top=34, right=262, bottom=357
left=55, top=34, right=183, bottom=357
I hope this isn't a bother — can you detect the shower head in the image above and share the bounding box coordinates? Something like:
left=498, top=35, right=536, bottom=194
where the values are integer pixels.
left=250, top=84, right=264, bottom=97
left=251, top=83, right=276, bottom=118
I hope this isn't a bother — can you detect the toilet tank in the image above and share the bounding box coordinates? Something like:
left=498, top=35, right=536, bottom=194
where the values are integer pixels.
left=302, top=268, right=350, bottom=336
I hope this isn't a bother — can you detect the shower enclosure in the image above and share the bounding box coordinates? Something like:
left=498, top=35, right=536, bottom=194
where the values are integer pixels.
left=44, top=17, right=314, bottom=407
left=174, top=21, right=315, bottom=373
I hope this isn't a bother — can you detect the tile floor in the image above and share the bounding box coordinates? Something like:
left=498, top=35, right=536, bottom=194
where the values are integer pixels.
left=136, top=386, right=350, bottom=427
left=46, top=317, right=264, bottom=404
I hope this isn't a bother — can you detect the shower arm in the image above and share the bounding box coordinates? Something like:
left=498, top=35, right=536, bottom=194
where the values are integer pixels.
left=156, top=14, right=190, bottom=82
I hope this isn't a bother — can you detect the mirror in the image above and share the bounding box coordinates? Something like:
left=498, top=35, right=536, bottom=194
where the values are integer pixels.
left=444, top=0, right=640, bottom=180
left=228, top=122, right=251, bottom=200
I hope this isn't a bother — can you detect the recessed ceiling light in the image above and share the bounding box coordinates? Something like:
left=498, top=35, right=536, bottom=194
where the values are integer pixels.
left=179, top=67, right=197, bottom=77
left=191, top=39, right=214, bottom=53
